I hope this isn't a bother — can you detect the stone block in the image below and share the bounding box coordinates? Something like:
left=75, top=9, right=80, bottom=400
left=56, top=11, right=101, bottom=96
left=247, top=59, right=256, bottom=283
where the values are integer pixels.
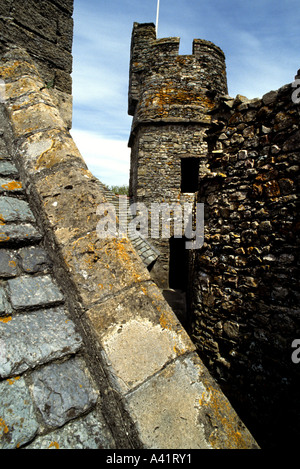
left=87, top=282, right=195, bottom=393
left=125, top=353, right=259, bottom=449
left=0, top=196, right=35, bottom=223
left=61, top=231, right=150, bottom=305
left=0, top=307, right=82, bottom=378
left=7, top=274, right=64, bottom=310
left=10, top=102, right=66, bottom=137
left=0, top=377, right=39, bottom=449
left=0, top=223, right=42, bottom=244
left=33, top=166, right=106, bottom=240
left=25, top=410, right=115, bottom=449
left=19, top=246, right=52, bottom=274
left=31, top=358, right=98, bottom=428
left=0, top=250, right=19, bottom=277
left=0, top=162, right=19, bottom=177
left=19, top=129, right=86, bottom=174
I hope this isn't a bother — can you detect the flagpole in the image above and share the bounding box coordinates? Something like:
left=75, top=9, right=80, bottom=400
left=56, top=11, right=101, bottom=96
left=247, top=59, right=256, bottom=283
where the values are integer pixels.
left=156, top=0, right=160, bottom=36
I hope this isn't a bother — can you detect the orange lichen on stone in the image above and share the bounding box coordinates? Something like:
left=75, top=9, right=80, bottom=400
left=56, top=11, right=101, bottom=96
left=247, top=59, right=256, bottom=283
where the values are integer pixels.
left=0, top=418, right=9, bottom=435
left=48, top=441, right=60, bottom=449
left=1, top=181, right=22, bottom=191
left=145, top=85, right=215, bottom=112
left=200, top=381, right=254, bottom=449
left=6, top=377, right=20, bottom=385
left=159, top=312, right=173, bottom=331
left=0, top=316, right=12, bottom=323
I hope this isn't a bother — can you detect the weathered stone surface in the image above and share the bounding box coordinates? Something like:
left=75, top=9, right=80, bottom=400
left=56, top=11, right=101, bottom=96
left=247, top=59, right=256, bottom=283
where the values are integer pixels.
left=0, top=377, right=39, bottom=449
left=18, top=246, right=52, bottom=273
left=60, top=231, right=150, bottom=305
left=0, top=250, right=18, bottom=277
left=0, top=161, right=19, bottom=177
left=33, top=166, right=106, bottom=239
left=7, top=274, right=64, bottom=310
left=88, top=282, right=195, bottom=393
left=0, top=223, right=42, bottom=244
left=0, top=307, right=82, bottom=378
left=25, top=410, right=116, bottom=449
left=125, top=353, right=258, bottom=449
left=31, top=358, right=98, bottom=428
left=0, top=27, right=260, bottom=450
left=0, top=286, right=10, bottom=315
left=18, top=128, right=86, bottom=173
left=0, top=196, right=35, bottom=223
left=189, top=80, right=300, bottom=448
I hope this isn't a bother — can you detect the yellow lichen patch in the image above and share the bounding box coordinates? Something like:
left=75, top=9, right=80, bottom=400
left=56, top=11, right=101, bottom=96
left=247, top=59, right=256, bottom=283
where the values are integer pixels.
left=159, top=312, right=173, bottom=331
left=48, top=441, right=60, bottom=449
left=201, top=382, right=254, bottom=449
left=0, top=214, right=5, bottom=225
left=0, top=60, right=38, bottom=82
left=1, top=181, right=23, bottom=191
left=145, top=84, right=215, bottom=112
left=6, top=377, right=20, bottom=385
left=0, top=418, right=9, bottom=435
left=0, top=316, right=12, bottom=323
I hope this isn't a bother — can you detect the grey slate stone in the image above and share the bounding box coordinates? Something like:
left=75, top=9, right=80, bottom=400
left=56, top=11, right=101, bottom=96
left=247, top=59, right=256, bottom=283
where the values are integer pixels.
left=0, top=178, right=23, bottom=193
left=25, top=410, right=116, bottom=449
left=0, top=286, right=11, bottom=316
left=0, top=250, right=18, bottom=277
left=0, top=377, right=39, bottom=449
left=0, top=223, right=42, bottom=244
left=7, top=274, right=64, bottom=310
left=0, top=307, right=83, bottom=378
left=19, top=246, right=52, bottom=273
left=0, top=196, right=35, bottom=223
left=31, top=358, right=99, bottom=428
left=0, top=161, right=19, bottom=177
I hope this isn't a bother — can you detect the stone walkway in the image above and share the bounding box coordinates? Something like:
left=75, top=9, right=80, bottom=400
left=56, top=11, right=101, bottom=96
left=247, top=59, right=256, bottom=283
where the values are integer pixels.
left=0, top=105, right=115, bottom=449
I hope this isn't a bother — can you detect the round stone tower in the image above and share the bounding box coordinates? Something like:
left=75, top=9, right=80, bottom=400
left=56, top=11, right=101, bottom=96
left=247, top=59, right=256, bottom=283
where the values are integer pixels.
left=128, top=22, right=228, bottom=289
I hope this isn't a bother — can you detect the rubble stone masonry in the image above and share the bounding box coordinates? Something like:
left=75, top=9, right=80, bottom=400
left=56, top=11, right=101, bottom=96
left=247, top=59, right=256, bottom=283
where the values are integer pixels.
left=189, top=81, right=300, bottom=447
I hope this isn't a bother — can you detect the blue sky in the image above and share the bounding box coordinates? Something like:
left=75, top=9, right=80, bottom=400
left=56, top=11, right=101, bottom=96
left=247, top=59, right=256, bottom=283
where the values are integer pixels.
left=70, top=0, right=299, bottom=187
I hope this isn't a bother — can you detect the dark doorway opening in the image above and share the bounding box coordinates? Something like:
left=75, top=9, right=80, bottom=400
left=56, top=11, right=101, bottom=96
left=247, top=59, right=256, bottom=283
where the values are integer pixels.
left=181, top=157, right=199, bottom=193
left=169, top=237, right=188, bottom=291
left=164, top=236, right=189, bottom=326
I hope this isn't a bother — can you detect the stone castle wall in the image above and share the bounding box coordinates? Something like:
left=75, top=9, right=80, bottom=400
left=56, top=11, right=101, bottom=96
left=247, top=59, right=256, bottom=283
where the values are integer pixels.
left=0, top=0, right=74, bottom=127
left=189, top=82, right=300, bottom=447
left=0, top=7, right=259, bottom=449
left=128, top=22, right=300, bottom=449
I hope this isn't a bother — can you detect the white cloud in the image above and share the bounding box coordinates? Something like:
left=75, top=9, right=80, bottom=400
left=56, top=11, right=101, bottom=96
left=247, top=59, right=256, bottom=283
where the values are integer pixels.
left=70, top=128, right=131, bottom=187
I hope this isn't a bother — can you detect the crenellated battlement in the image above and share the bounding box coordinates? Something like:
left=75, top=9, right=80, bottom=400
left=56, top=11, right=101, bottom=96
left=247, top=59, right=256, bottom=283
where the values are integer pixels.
left=128, top=22, right=228, bottom=118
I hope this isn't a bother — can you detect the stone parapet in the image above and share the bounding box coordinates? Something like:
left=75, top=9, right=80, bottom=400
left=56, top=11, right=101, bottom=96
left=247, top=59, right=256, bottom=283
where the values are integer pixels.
left=0, top=48, right=259, bottom=449
left=0, top=0, right=74, bottom=129
left=0, top=102, right=115, bottom=450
